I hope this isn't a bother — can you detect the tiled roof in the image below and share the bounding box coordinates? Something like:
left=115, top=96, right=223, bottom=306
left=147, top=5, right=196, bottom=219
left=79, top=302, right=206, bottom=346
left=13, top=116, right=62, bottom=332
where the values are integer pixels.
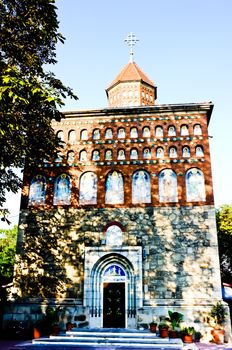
left=107, top=61, right=155, bottom=90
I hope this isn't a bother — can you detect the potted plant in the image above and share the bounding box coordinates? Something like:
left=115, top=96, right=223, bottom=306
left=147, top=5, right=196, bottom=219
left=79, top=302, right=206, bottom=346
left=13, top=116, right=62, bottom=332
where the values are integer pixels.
left=181, top=326, right=195, bottom=343
left=149, top=321, right=157, bottom=333
left=168, top=310, right=184, bottom=338
left=209, top=301, right=227, bottom=344
left=159, top=321, right=169, bottom=338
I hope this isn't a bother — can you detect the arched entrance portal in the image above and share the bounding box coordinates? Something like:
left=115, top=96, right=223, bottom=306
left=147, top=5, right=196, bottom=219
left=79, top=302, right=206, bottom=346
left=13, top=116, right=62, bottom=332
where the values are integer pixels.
left=84, top=246, right=142, bottom=329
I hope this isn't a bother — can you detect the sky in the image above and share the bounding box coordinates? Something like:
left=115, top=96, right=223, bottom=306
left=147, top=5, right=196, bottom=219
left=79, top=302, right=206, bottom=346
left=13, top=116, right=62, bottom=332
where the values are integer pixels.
left=1, top=0, right=232, bottom=228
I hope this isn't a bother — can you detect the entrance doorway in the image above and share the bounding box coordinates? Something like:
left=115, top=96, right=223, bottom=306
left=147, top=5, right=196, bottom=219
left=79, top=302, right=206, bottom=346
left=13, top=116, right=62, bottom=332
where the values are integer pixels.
left=103, top=282, right=125, bottom=328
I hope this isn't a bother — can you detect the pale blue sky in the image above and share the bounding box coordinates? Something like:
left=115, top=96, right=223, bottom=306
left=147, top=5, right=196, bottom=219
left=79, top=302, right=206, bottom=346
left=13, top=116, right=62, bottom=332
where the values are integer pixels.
left=2, top=0, right=232, bottom=227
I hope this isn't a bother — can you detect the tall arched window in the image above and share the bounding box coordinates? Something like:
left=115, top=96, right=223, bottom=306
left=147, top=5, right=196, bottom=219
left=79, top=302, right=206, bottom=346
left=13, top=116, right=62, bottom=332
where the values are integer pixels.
left=92, top=129, right=100, bottom=140
left=105, top=171, right=124, bottom=204
left=92, top=150, right=100, bottom=161
left=143, top=148, right=151, bottom=159
left=159, top=169, right=178, bottom=202
left=68, top=130, right=76, bottom=144
left=155, top=126, right=163, bottom=137
left=156, top=147, right=164, bottom=158
left=195, top=146, right=204, bottom=157
left=168, top=125, right=176, bottom=136
left=180, top=125, right=189, bottom=136
left=105, top=128, right=113, bottom=139
left=130, top=127, right=138, bottom=138
left=28, top=175, right=46, bottom=206
left=169, top=147, right=177, bottom=158
left=67, top=151, right=75, bottom=163
left=53, top=174, right=71, bottom=205
left=130, top=148, right=138, bottom=160
left=132, top=170, right=151, bottom=204
left=193, top=124, right=202, bottom=135
left=182, top=146, right=190, bottom=158
left=186, top=168, right=206, bottom=202
left=80, top=129, right=88, bottom=140
left=105, top=225, right=123, bottom=245
left=142, top=126, right=150, bottom=138
left=79, top=150, right=88, bottom=161
left=118, top=128, right=125, bottom=139
left=118, top=149, right=125, bottom=160
left=79, top=172, right=97, bottom=205
left=56, top=130, right=64, bottom=141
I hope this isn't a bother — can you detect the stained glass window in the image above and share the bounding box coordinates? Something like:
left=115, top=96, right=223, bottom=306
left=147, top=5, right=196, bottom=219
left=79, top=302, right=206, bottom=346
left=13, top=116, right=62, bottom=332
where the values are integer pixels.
left=105, top=171, right=124, bottom=204
left=118, top=149, right=125, bottom=160
left=132, top=170, right=151, bottom=204
left=186, top=168, right=206, bottom=202
left=143, top=148, right=151, bottom=159
left=79, top=172, right=97, bottom=205
left=53, top=174, right=71, bottom=205
left=159, top=169, right=178, bottom=202
left=29, top=175, right=46, bottom=206
left=182, top=146, right=190, bottom=158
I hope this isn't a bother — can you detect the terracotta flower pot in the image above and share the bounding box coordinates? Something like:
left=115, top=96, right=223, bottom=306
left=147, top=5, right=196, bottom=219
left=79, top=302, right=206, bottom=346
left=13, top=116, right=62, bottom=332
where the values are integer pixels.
left=169, top=330, right=177, bottom=338
left=160, top=328, right=169, bottom=338
left=182, top=334, right=193, bottom=343
left=211, top=329, right=225, bottom=344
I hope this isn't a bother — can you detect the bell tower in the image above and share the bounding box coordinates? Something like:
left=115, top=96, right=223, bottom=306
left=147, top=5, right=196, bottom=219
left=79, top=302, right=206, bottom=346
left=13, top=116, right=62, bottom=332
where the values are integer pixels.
left=106, top=33, right=157, bottom=107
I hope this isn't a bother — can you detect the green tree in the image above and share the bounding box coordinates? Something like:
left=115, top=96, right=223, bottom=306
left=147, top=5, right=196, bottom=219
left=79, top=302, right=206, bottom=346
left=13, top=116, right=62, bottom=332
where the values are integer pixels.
left=0, top=225, right=17, bottom=281
left=0, top=0, right=78, bottom=218
left=216, top=205, right=232, bottom=283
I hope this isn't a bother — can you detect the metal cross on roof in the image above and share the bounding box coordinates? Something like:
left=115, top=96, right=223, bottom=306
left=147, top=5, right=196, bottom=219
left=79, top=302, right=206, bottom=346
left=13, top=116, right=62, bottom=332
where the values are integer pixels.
left=124, top=32, right=139, bottom=62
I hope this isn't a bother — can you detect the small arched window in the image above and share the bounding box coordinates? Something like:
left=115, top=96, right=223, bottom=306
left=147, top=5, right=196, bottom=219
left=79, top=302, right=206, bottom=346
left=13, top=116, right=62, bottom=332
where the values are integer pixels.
left=92, top=150, right=100, bottom=161
left=56, top=130, right=64, bottom=141
left=168, top=125, right=176, bottom=136
left=156, top=147, right=164, bottom=158
left=80, top=129, right=88, bottom=140
left=28, top=175, right=46, bottom=206
left=79, top=150, right=88, bottom=161
left=169, top=147, right=177, bottom=158
left=182, top=146, right=190, bottom=158
left=92, top=129, right=100, bottom=140
left=68, top=130, right=76, bottom=144
left=142, top=126, right=150, bottom=138
left=67, top=151, right=75, bottom=163
left=79, top=172, right=97, bottom=205
left=143, top=148, right=151, bottom=159
left=132, top=170, right=151, bottom=204
left=117, top=128, right=125, bottom=139
left=186, top=168, right=205, bottom=202
left=53, top=174, right=71, bottom=205
left=105, top=171, right=124, bottom=204
left=158, top=169, right=178, bottom=203
left=105, top=225, right=123, bottom=245
left=118, top=149, right=126, bottom=160
left=105, top=128, right=113, bottom=139
left=130, top=127, right=138, bottom=138
left=55, top=152, right=63, bottom=163
left=195, top=145, right=204, bottom=157
left=130, top=148, right=138, bottom=160
left=155, top=126, right=163, bottom=137
left=105, top=149, right=113, bottom=160
left=193, top=124, right=202, bottom=135
left=180, top=125, right=189, bottom=136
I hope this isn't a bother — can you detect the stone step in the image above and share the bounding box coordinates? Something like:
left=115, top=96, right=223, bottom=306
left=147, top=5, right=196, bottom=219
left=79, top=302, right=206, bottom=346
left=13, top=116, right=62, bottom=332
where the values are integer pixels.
left=32, top=329, right=184, bottom=349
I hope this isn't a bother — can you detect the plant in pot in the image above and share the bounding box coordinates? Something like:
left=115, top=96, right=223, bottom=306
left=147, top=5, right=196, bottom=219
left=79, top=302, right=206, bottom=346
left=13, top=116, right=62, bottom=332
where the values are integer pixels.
left=149, top=321, right=157, bottom=333
left=181, top=326, right=195, bottom=343
left=209, top=301, right=227, bottom=344
left=168, top=310, right=184, bottom=338
left=159, top=320, right=169, bottom=338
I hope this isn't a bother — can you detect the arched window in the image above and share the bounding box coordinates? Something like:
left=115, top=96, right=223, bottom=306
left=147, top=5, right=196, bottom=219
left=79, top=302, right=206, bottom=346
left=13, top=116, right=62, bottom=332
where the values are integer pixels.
left=169, top=147, right=177, bottom=158
left=195, top=145, right=204, bottom=157
left=105, top=225, right=123, bottom=245
left=130, top=148, right=138, bottom=160
left=182, top=146, right=190, bottom=158
left=53, top=174, right=71, bottom=205
left=186, top=168, right=206, bottom=202
left=80, top=129, right=88, bottom=140
left=159, top=169, right=178, bottom=202
left=130, top=127, right=138, bottom=138
left=28, top=175, right=46, bottom=206
left=143, top=148, right=151, bottom=159
left=132, top=170, right=151, bottom=204
left=105, top=149, right=113, bottom=160
left=56, top=130, right=64, bottom=141
left=105, top=128, right=113, bottom=139
left=156, top=147, right=164, bottom=158
left=142, top=126, right=150, bottom=138
left=118, top=128, right=125, bottom=139
left=55, top=152, right=63, bottom=163
left=118, top=149, right=125, bottom=160
left=180, top=125, right=189, bottom=136
left=68, top=130, right=76, bottom=144
left=193, top=124, right=202, bottom=135
left=92, top=150, right=100, bottom=161
left=105, top=171, right=124, bottom=204
left=92, top=129, right=100, bottom=140
left=79, top=172, right=97, bottom=205
left=67, top=151, right=75, bottom=163
left=79, top=150, right=88, bottom=161
left=168, top=125, right=176, bottom=136
left=155, top=126, right=163, bottom=137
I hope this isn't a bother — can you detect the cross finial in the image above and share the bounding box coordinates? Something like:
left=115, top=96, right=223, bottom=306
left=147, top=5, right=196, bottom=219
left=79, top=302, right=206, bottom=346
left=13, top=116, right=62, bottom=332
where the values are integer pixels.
left=124, top=32, right=139, bottom=63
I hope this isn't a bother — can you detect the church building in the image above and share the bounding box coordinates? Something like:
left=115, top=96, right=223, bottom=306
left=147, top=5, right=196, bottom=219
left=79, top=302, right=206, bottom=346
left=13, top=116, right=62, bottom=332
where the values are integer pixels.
left=6, top=34, right=228, bottom=336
